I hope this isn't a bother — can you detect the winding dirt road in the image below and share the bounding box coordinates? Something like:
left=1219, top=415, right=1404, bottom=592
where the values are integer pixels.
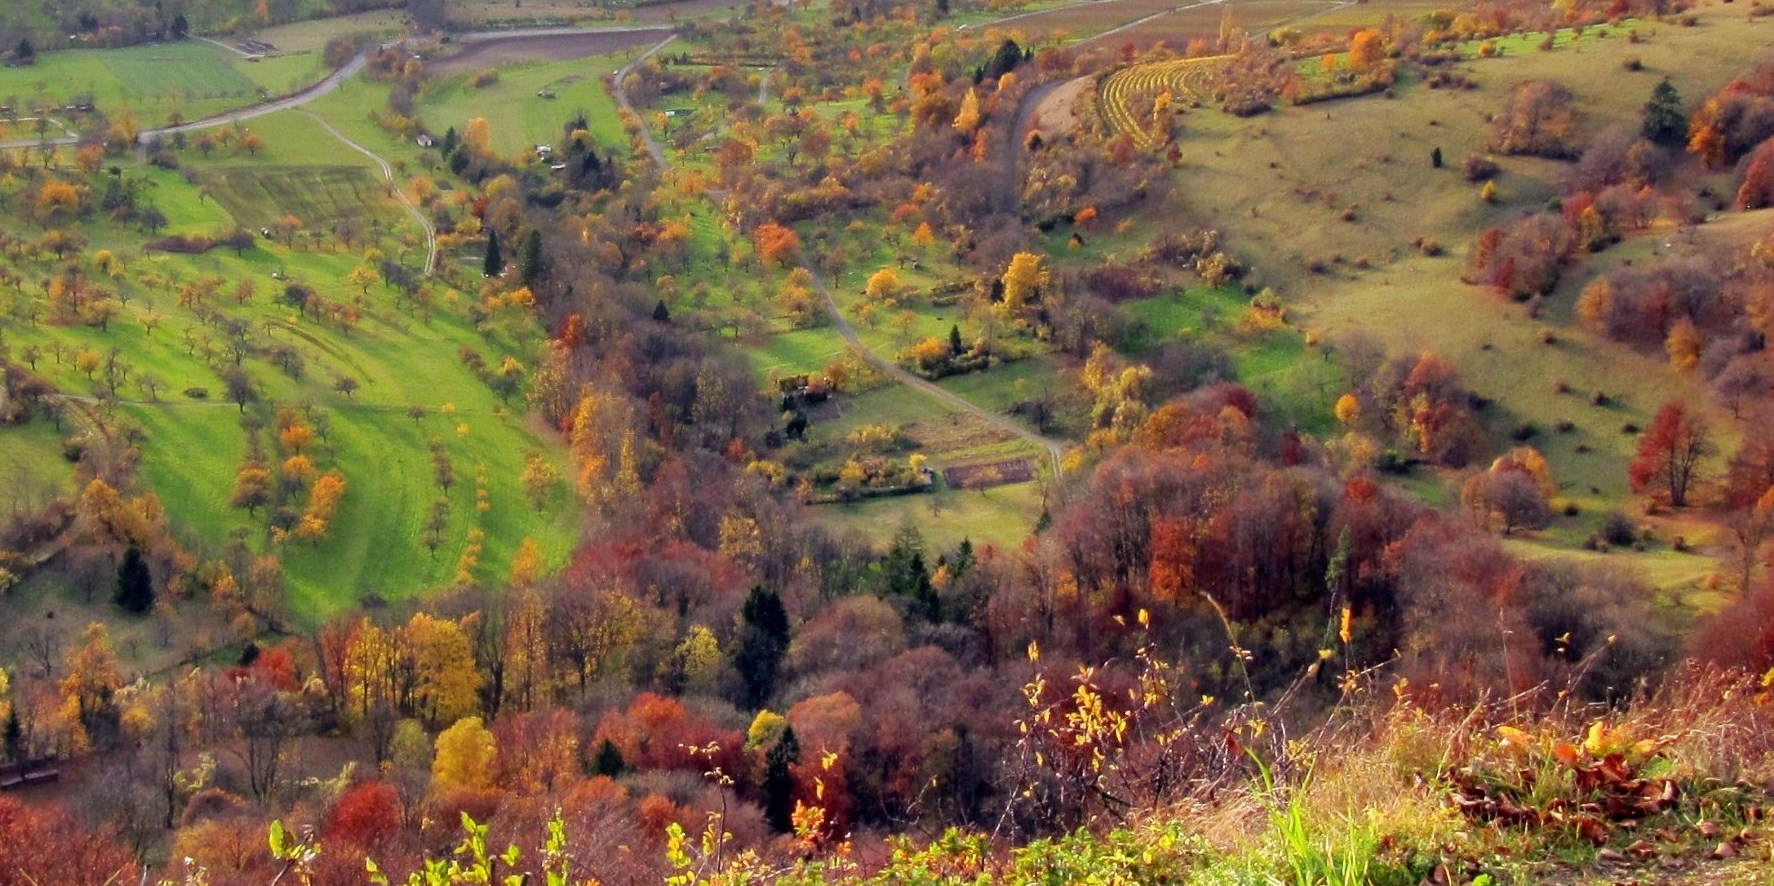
left=299, top=109, right=438, bottom=276
left=614, top=37, right=1069, bottom=477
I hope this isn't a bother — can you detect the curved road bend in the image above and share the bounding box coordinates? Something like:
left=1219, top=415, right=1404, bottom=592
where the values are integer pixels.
left=0, top=52, right=369, bottom=150
left=299, top=110, right=438, bottom=275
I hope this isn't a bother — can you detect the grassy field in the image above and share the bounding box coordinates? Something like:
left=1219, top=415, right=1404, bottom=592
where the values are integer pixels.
left=252, top=9, right=408, bottom=53
left=801, top=384, right=1053, bottom=551
left=419, top=51, right=642, bottom=157
left=201, top=165, right=387, bottom=231
left=1101, top=2, right=1762, bottom=591
left=746, top=326, right=849, bottom=381
left=0, top=39, right=336, bottom=131
left=0, top=108, right=580, bottom=624
left=0, top=418, right=75, bottom=512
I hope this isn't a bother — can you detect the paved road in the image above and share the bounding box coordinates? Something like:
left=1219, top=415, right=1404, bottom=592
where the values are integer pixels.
left=0, top=52, right=368, bottom=150
left=612, top=35, right=678, bottom=169
left=614, top=37, right=1069, bottom=478
left=454, top=24, right=677, bottom=42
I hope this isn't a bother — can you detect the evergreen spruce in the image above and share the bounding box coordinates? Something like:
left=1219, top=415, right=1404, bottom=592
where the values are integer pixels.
left=735, top=586, right=789, bottom=708
left=762, top=725, right=800, bottom=832
left=115, top=545, right=154, bottom=614
left=483, top=228, right=504, bottom=277
left=883, top=524, right=939, bottom=622
left=1642, top=78, right=1686, bottom=146
left=984, top=39, right=1022, bottom=81
left=517, top=228, right=543, bottom=286
left=3, top=706, right=22, bottom=762
left=591, top=738, right=627, bottom=777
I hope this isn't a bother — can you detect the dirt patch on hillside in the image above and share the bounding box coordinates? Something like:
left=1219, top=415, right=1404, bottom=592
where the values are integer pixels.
left=451, top=0, right=737, bottom=26
left=1031, top=76, right=1090, bottom=139
left=943, top=458, right=1036, bottom=490
left=902, top=414, right=1015, bottom=452
left=431, top=29, right=670, bottom=74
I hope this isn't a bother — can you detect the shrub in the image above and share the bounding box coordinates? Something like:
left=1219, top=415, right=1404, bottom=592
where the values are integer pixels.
left=1600, top=511, right=1637, bottom=547
left=1462, top=154, right=1500, bottom=182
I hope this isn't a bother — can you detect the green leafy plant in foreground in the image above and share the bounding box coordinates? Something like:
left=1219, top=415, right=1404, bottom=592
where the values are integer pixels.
left=263, top=811, right=575, bottom=886
left=1248, top=750, right=1378, bottom=886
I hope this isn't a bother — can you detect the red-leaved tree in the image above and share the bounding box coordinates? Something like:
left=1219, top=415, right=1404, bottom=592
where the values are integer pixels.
left=1628, top=400, right=1713, bottom=507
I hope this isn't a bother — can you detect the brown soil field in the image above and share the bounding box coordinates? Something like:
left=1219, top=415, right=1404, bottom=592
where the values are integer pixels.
left=1106, top=0, right=1346, bottom=48
left=1014, top=0, right=1200, bottom=39
left=431, top=29, right=671, bottom=74
left=449, top=0, right=742, bottom=25
left=944, top=458, right=1037, bottom=489
left=1015, top=0, right=1455, bottom=49
left=1031, top=75, right=1092, bottom=137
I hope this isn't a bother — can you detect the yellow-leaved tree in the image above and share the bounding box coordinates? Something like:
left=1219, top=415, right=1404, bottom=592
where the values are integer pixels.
left=953, top=87, right=982, bottom=134
left=865, top=267, right=902, bottom=302
left=1665, top=317, right=1702, bottom=371
left=406, top=613, right=483, bottom=729
left=462, top=117, right=493, bottom=157
left=433, top=716, right=497, bottom=794
left=1000, top=251, right=1048, bottom=314
left=1334, top=393, right=1362, bottom=426
left=59, top=622, right=122, bottom=752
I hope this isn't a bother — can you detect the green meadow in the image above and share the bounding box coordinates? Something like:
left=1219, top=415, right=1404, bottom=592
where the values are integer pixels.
left=0, top=107, right=580, bottom=625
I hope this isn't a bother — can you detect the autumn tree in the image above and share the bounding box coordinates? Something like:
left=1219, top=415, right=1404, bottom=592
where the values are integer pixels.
left=1348, top=29, right=1384, bottom=69
left=434, top=716, right=497, bottom=794
left=755, top=222, right=801, bottom=267
left=232, top=461, right=273, bottom=516
left=1628, top=400, right=1713, bottom=507
left=1493, top=79, right=1577, bottom=158
left=0, top=798, right=139, bottom=884
left=911, top=221, right=936, bottom=249
left=1665, top=317, right=1702, bottom=370
left=865, top=267, right=902, bottom=302
left=953, top=87, right=982, bottom=134
left=521, top=451, right=556, bottom=512
left=294, top=470, right=347, bottom=542
left=60, top=622, right=123, bottom=751
left=405, top=613, right=483, bottom=729
left=325, top=780, right=402, bottom=849
left=462, top=117, right=493, bottom=156
left=33, top=180, right=81, bottom=225
left=1736, top=137, right=1774, bottom=210
left=1000, top=251, right=1048, bottom=314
